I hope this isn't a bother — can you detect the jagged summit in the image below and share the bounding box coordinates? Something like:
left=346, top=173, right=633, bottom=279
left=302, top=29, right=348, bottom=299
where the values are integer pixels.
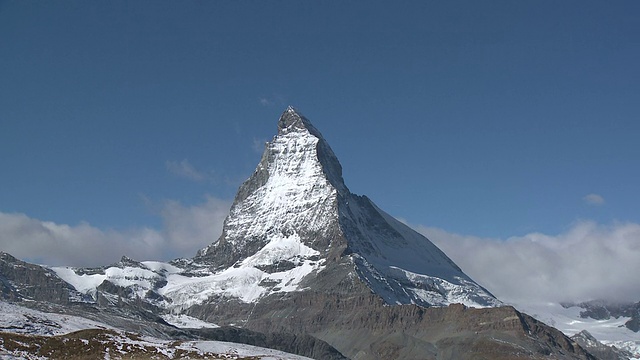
left=276, top=106, right=346, bottom=193
left=276, top=106, right=328, bottom=144
left=277, top=106, right=310, bottom=133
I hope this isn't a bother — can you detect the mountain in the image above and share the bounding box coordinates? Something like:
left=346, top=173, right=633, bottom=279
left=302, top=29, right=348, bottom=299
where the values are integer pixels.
left=0, top=107, right=599, bottom=359
left=193, top=106, right=499, bottom=308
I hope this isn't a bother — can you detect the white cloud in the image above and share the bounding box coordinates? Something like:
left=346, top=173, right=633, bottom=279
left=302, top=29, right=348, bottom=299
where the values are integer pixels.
left=412, top=221, right=640, bottom=304
left=0, top=196, right=231, bottom=267
left=259, top=97, right=271, bottom=106
left=166, top=159, right=209, bottom=182
left=252, top=138, right=267, bottom=154
left=583, top=193, right=605, bottom=205
left=258, top=94, right=287, bottom=107
left=160, top=195, right=229, bottom=256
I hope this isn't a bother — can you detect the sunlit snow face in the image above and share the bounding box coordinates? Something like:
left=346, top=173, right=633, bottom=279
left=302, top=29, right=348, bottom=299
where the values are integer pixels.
left=159, top=234, right=325, bottom=306
left=224, top=124, right=339, bottom=246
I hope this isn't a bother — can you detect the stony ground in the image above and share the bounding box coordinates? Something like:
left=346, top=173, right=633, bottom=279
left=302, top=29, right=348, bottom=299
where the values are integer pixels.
left=0, top=329, right=304, bottom=360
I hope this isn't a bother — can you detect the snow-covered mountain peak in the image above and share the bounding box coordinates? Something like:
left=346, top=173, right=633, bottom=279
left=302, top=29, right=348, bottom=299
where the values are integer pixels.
left=195, top=107, right=347, bottom=270
left=274, top=107, right=346, bottom=192
left=194, top=108, right=499, bottom=308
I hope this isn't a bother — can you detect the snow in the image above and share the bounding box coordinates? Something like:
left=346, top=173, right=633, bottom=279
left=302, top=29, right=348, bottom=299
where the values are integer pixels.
left=50, top=266, right=106, bottom=297
left=221, top=127, right=341, bottom=251
left=0, top=301, right=112, bottom=336
left=160, top=314, right=219, bottom=329
left=389, top=266, right=498, bottom=307
left=103, top=267, right=162, bottom=298
left=141, top=261, right=182, bottom=274
left=50, top=233, right=323, bottom=309
left=50, top=265, right=164, bottom=300
left=160, top=267, right=265, bottom=305
left=191, top=340, right=313, bottom=359
left=241, top=233, right=318, bottom=267
left=159, top=233, right=324, bottom=307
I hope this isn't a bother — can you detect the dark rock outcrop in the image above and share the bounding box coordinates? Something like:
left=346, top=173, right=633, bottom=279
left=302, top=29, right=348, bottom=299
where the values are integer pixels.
left=0, top=252, right=83, bottom=304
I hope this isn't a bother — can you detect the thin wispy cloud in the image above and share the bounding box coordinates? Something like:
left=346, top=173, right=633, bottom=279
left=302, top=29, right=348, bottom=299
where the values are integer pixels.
left=252, top=138, right=267, bottom=154
left=583, top=193, right=605, bottom=206
left=259, top=97, right=271, bottom=106
left=166, top=159, right=209, bottom=182
left=258, top=94, right=286, bottom=107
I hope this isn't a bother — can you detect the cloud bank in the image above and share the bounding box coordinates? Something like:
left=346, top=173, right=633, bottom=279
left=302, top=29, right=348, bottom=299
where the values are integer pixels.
left=414, top=221, right=640, bottom=304
left=0, top=196, right=230, bottom=267
left=2, top=197, right=639, bottom=304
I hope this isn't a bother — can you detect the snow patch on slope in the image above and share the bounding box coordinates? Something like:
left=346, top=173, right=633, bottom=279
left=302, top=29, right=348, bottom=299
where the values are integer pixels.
left=390, top=267, right=499, bottom=308
left=51, top=266, right=163, bottom=300
left=0, top=301, right=111, bottom=336
left=50, top=233, right=324, bottom=309
left=50, top=267, right=106, bottom=297
left=141, top=261, right=182, bottom=274
left=241, top=233, right=318, bottom=267
left=344, top=196, right=500, bottom=308
left=160, top=314, right=219, bottom=329
left=161, top=233, right=324, bottom=307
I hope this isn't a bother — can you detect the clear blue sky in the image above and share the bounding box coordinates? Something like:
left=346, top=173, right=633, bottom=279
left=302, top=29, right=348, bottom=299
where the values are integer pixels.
left=1, top=0, right=639, bottom=246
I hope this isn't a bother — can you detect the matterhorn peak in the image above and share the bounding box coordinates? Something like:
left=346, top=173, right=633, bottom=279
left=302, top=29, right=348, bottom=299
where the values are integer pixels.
left=196, top=107, right=499, bottom=308
left=196, top=107, right=348, bottom=268
left=277, top=106, right=305, bottom=131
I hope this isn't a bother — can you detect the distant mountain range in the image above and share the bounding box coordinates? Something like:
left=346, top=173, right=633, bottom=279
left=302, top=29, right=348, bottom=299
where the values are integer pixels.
left=2, top=107, right=631, bottom=359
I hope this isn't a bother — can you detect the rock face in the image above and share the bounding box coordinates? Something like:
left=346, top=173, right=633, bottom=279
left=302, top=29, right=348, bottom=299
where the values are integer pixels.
left=195, top=292, right=595, bottom=360
left=0, top=252, right=86, bottom=304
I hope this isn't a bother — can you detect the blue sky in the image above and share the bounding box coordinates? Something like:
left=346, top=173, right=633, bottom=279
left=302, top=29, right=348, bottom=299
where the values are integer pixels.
left=1, top=1, right=640, bottom=296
